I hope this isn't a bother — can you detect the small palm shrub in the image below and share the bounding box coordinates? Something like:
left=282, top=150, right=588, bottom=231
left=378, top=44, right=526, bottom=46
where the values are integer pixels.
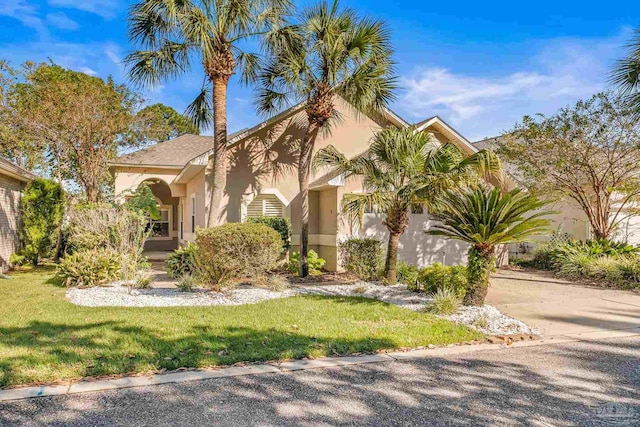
left=133, top=273, right=152, bottom=289
left=426, top=287, right=462, bottom=315
left=397, top=262, right=420, bottom=288
left=166, top=243, right=197, bottom=279
left=419, top=264, right=467, bottom=298
left=247, top=216, right=292, bottom=250
left=56, top=248, right=121, bottom=287
left=195, top=223, right=283, bottom=290
left=339, top=237, right=383, bottom=280
left=176, top=274, right=196, bottom=292
left=288, top=250, right=325, bottom=276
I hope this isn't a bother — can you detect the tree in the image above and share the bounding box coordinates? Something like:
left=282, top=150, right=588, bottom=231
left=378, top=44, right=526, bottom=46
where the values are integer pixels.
left=428, top=186, right=551, bottom=306
left=133, top=103, right=199, bottom=144
left=315, top=127, right=502, bottom=282
left=611, top=28, right=640, bottom=116
left=257, top=0, right=396, bottom=277
left=497, top=92, right=640, bottom=240
left=126, top=0, right=290, bottom=227
left=19, top=178, right=65, bottom=265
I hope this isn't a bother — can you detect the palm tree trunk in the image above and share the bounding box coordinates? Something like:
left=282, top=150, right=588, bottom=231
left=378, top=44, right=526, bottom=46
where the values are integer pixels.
left=206, top=76, right=229, bottom=228
left=298, top=124, right=320, bottom=278
left=384, top=231, right=401, bottom=283
left=464, top=245, right=495, bottom=306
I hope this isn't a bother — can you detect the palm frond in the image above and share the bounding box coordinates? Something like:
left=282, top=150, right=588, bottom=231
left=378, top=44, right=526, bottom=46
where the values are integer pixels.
left=184, top=84, right=213, bottom=131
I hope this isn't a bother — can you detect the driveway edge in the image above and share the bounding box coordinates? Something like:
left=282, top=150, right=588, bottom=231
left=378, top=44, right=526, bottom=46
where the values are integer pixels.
left=2, top=327, right=639, bottom=402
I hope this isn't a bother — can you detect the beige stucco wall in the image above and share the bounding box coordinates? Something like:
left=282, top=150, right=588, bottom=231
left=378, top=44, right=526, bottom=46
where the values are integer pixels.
left=0, top=173, right=24, bottom=272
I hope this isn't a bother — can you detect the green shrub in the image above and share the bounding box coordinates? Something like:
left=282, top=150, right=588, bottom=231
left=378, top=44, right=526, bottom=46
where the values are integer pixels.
left=176, top=274, right=196, bottom=292
left=9, top=253, right=28, bottom=267
left=339, top=237, right=383, bottom=280
left=247, top=216, right=292, bottom=249
left=288, top=250, right=326, bottom=275
left=133, top=273, right=152, bottom=289
left=166, top=243, right=197, bottom=278
left=195, top=223, right=283, bottom=290
left=56, top=248, right=121, bottom=287
left=616, top=256, right=640, bottom=285
left=426, top=287, right=462, bottom=315
left=397, top=262, right=419, bottom=288
left=419, top=263, right=467, bottom=298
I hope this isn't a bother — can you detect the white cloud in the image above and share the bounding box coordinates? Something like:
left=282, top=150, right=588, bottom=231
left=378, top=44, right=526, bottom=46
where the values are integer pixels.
left=47, top=0, right=119, bottom=19
left=46, top=12, right=78, bottom=30
left=399, top=31, right=630, bottom=141
left=0, top=0, right=46, bottom=36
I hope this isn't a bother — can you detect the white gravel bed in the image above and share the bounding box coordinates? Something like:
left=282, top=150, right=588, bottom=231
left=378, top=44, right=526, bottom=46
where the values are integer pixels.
left=66, top=282, right=536, bottom=335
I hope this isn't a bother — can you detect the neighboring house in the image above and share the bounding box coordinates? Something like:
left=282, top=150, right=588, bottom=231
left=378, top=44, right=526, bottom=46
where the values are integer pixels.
left=0, top=158, right=35, bottom=273
left=110, top=98, right=497, bottom=271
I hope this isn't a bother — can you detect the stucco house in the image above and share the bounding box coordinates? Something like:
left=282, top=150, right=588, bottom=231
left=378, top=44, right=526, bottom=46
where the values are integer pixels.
left=0, top=157, right=35, bottom=273
left=110, top=98, right=491, bottom=271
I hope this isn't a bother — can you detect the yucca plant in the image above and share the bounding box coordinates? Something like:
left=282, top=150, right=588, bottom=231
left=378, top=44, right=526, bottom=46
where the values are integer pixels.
left=126, top=0, right=291, bottom=226
left=316, top=127, right=502, bottom=282
left=256, top=0, right=396, bottom=277
left=428, top=185, right=552, bottom=306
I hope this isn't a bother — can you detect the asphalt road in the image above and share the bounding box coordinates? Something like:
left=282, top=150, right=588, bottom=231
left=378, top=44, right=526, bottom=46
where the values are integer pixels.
left=1, top=336, right=639, bottom=426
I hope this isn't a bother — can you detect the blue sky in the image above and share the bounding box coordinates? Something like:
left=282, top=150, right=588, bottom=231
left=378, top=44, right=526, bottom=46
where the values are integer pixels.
left=1, top=0, right=639, bottom=141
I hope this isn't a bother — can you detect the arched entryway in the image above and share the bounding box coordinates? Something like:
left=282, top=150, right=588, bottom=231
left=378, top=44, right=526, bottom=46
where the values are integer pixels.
left=139, top=178, right=179, bottom=251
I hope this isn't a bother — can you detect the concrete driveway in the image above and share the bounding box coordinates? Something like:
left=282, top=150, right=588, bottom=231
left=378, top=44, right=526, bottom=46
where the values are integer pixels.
left=486, top=268, right=640, bottom=337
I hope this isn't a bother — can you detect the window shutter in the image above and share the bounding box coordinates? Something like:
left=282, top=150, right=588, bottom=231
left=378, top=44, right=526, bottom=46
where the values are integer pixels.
left=247, top=194, right=284, bottom=218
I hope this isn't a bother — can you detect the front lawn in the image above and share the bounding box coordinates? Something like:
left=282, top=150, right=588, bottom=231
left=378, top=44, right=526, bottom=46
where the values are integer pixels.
left=0, top=267, right=483, bottom=388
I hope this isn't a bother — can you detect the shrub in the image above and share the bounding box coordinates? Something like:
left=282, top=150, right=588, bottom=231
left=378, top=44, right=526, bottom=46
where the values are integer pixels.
left=616, top=256, right=640, bottom=285
left=288, top=250, right=325, bottom=275
left=419, top=264, right=467, bottom=298
left=426, top=287, right=462, bottom=315
left=166, top=243, right=197, bottom=278
left=9, top=253, right=28, bottom=267
left=247, top=216, right=292, bottom=249
left=133, top=273, right=152, bottom=289
left=397, top=262, right=419, bottom=288
left=195, top=223, right=283, bottom=290
left=176, top=274, right=196, bottom=292
left=56, top=248, right=121, bottom=287
left=339, top=237, right=383, bottom=280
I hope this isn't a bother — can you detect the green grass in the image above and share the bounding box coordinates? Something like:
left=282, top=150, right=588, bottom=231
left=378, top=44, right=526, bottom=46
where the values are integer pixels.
left=0, top=267, right=483, bottom=388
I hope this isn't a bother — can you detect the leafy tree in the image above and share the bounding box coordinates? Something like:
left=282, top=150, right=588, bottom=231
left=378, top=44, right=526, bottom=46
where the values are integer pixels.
left=316, top=127, right=502, bottom=282
left=124, top=183, right=160, bottom=220
left=126, top=0, right=290, bottom=227
left=133, top=103, right=199, bottom=144
left=257, top=0, right=396, bottom=277
left=19, top=178, right=65, bottom=265
left=497, top=92, right=640, bottom=240
left=611, top=28, right=640, bottom=116
left=428, top=186, right=551, bottom=306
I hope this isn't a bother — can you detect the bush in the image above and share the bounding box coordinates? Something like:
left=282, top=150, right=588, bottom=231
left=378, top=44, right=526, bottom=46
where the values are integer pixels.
left=133, top=273, right=152, bottom=289
left=397, top=262, right=419, bottom=288
left=288, top=250, right=326, bottom=275
left=176, top=274, right=196, bottom=292
left=56, top=248, right=121, bottom=287
left=9, top=253, right=28, bottom=267
left=419, top=264, right=467, bottom=298
left=339, top=237, right=383, bottom=280
left=166, top=243, right=197, bottom=279
left=426, top=287, right=462, bottom=315
left=247, top=216, right=292, bottom=249
left=195, top=223, right=283, bottom=290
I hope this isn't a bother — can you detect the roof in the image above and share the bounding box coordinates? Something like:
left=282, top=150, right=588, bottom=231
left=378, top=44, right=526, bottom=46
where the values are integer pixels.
left=0, top=157, right=36, bottom=182
left=111, top=134, right=214, bottom=169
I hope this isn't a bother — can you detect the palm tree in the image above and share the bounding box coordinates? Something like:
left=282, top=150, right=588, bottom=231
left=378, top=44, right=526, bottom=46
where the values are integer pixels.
left=126, top=0, right=290, bottom=227
left=428, top=186, right=552, bottom=306
left=315, top=127, right=502, bottom=282
left=256, top=0, right=397, bottom=277
left=611, top=28, right=640, bottom=115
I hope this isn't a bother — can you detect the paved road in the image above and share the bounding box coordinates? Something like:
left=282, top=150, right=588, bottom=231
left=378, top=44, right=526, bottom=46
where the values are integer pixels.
left=487, top=269, right=640, bottom=336
left=2, top=336, right=639, bottom=426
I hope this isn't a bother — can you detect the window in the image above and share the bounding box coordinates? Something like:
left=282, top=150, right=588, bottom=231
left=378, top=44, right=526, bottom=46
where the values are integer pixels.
left=179, top=202, right=184, bottom=240
left=247, top=194, right=284, bottom=218
left=190, top=196, right=196, bottom=232
left=150, top=208, right=171, bottom=238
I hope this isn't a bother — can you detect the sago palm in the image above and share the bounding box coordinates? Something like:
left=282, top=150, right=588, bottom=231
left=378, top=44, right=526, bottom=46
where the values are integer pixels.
left=315, top=127, right=502, bottom=282
left=611, top=28, right=640, bottom=116
left=126, top=0, right=290, bottom=226
left=428, top=185, right=552, bottom=306
left=256, top=0, right=397, bottom=277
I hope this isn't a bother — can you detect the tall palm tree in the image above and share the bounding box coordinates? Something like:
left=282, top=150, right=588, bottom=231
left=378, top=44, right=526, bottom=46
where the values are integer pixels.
left=126, top=0, right=290, bottom=226
left=315, top=127, right=503, bottom=282
left=256, top=0, right=397, bottom=277
left=611, top=28, right=640, bottom=115
left=428, top=186, right=552, bottom=306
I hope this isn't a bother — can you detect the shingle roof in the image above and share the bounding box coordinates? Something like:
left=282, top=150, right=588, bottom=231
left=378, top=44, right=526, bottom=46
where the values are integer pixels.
left=112, top=134, right=214, bottom=168
left=0, top=157, right=36, bottom=182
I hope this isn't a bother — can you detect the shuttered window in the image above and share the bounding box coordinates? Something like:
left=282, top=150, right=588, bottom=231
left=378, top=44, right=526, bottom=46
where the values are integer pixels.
left=247, top=194, right=284, bottom=218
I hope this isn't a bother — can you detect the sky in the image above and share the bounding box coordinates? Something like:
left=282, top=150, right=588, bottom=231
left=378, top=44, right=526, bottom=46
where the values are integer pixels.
left=1, top=0, right=639, bottom=142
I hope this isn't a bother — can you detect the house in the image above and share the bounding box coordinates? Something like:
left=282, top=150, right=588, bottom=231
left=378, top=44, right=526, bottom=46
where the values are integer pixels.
left=110, top=98, right=493, bottom=271
left=0, top=157, right=35, bottom=272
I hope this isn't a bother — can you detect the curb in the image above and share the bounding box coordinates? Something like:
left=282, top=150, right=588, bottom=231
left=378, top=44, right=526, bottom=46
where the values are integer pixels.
left=2, top=327, right=639, bottom=403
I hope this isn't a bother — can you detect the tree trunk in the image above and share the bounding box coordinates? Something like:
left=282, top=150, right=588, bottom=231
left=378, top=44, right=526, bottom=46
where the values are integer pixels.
left=464, top=245, right=495, bottom=306
left=205, top=76, right=229, bottom=228
left=384, top=231, right=401, bottom=283
left=53, top=228, right=63, bottom=263
left=298, top=124, right=320, bottom=278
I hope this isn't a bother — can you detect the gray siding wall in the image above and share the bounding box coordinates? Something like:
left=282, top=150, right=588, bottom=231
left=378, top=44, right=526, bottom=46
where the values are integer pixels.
left=0, top=173, right=23, bottom=272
